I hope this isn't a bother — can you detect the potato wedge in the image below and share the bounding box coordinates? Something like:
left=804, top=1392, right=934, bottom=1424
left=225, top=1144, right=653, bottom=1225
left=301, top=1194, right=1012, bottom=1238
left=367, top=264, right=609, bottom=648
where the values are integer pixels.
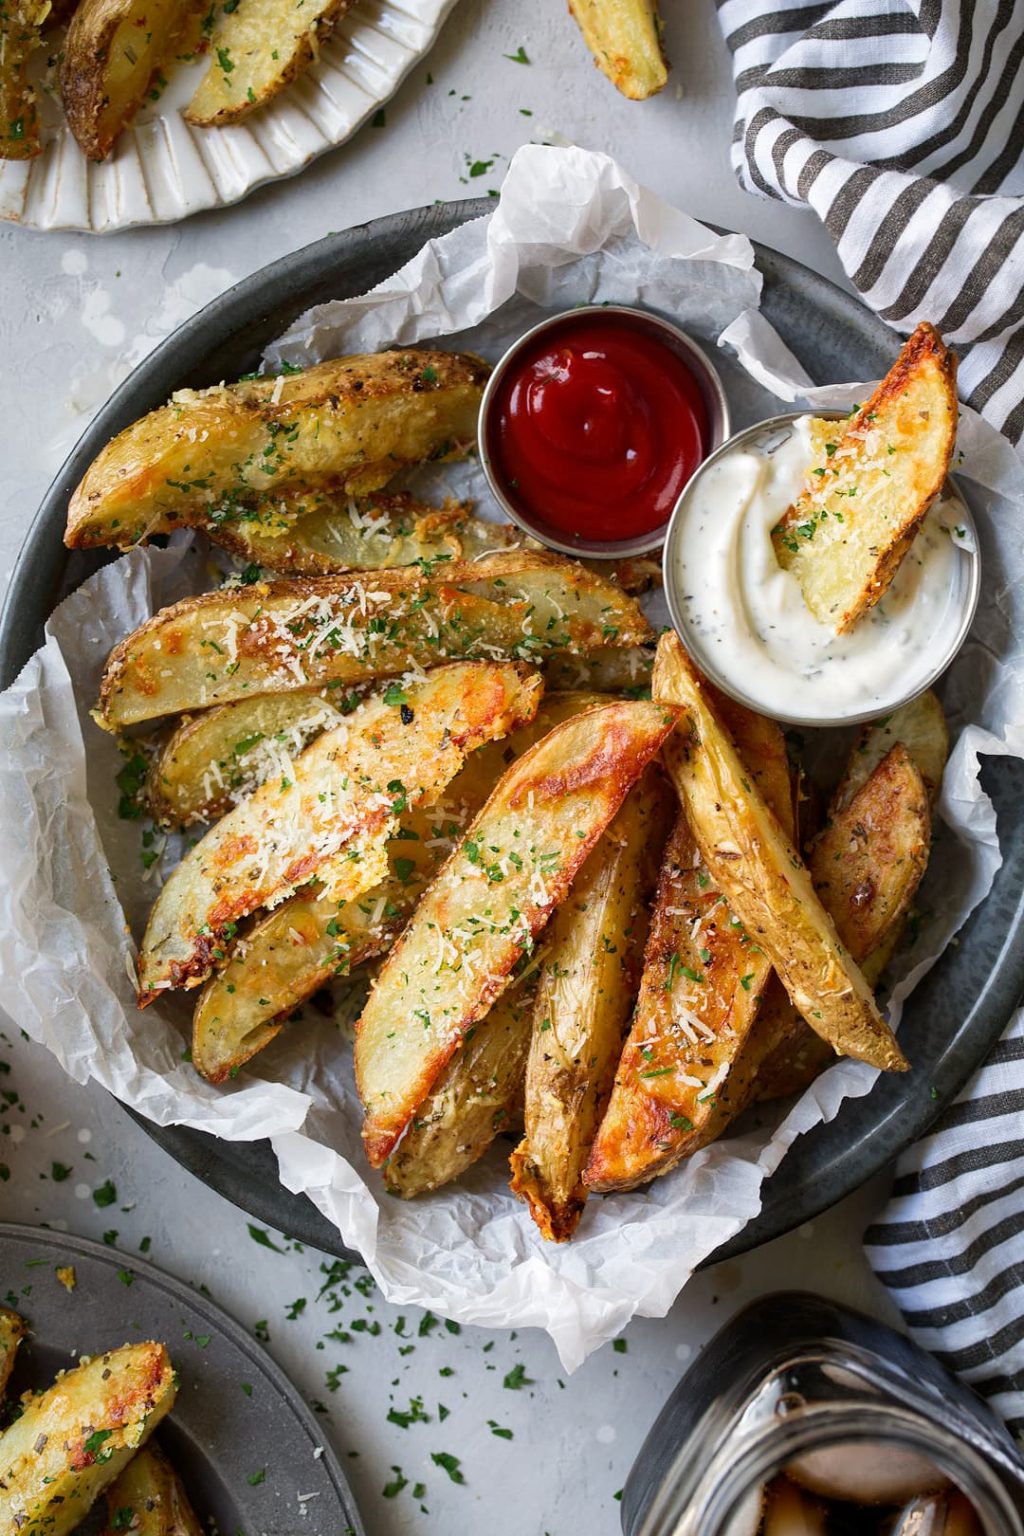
left=102, top=1443, right=202, bottom=1536
left=147, top=687, right=359, bottom=827
left=192, top=693, right=602, bottom=1083
left=383, top=977, right=537, bottom=1199
left=0, top=1342, right=176, bottom=1536
left=836, top=690, right=948, bottom=810
left=653, top=632, right=906, bottom=1072
left=185, top=0, right=349, bottom=126
left=0, top=1308, right=25, bottom=1399
left=0, top=0, right=48, bottom=159
left=773, top=324, right=957, bottom=632
left=137, top=662, right=541, bottom=1001
left=510, top=765, right=674, bottom=1238
left=97, top=552, right=651, bottom=729
left=568, top=0, right=667, bottom=99
left=210, top=490, right=660, bottom=591
left=754, top=740, right=935, bottom=1103
left=585, top=694, right=794, bottom=1194
left=542, top=645, right=654, bottom=694
left=810, top=743, right=930, bottom=969
left=60, top=0, right=198, bottom=160
left=355, top=698, right=680, bottom=1166
left=65, top=350, right=487, bottom=551
left=209, top=492, right=526, bottom=576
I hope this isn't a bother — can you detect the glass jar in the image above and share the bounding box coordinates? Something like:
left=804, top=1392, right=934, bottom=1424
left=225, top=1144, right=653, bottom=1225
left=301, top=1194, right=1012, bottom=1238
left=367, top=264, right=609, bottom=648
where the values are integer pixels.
left=623, top=1293, right=1024, bottom=1536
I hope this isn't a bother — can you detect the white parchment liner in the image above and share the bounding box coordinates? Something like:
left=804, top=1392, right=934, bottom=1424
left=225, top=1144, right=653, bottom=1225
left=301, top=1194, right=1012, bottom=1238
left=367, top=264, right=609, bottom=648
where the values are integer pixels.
left=3, top=146, right=1024, bottom=1369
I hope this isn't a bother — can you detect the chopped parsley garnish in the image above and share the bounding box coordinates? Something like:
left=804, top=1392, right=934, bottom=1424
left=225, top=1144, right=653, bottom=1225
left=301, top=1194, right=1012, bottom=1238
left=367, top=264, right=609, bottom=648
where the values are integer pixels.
left=431, top=1451, right=465, bottom=1484
left=502, top=1362, right=532, bottom=1390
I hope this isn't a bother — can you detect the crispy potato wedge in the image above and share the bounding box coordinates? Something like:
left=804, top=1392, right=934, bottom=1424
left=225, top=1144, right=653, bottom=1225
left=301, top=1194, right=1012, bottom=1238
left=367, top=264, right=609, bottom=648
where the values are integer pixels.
left=568, top=0, right=667, bottom=99
left=191, top=821, right=432, bottom=1082
left=355, top=698, right=680, bottom=1166
left=137, top=662, right=541, bottom=1001
left=585, top=694, right=794, bottom=1193
left=653, top=632, right=906, bottom=1072
left=755, top=736, right=937, bottom=1103
left=542, top=645, right=654, bottom=695
left=0, top=0, right=48, bottom=159
left=0, top=1342, right=176, bottom=1536
left=185, top=0, right=349, bottom=126
left=147, top=687, right=359, bottom=827
left=65, top=350, right=487, bottom=551
left=0, top=1308, right=26, bottom=1399
left=211, top=491, right=660, bottom=592
left=210, top=492, right=525, bottom=575
left=837, top=690, right=948, bottom=810
left=101, top=1443, right=202, bottom=1536
left=810, top=743, right=930, bottom=969
left=383, top=977, right=537, bottom=1199
left=773, top=324, right=958, bottom=633
left=97, top=552, right=651, bottom=729
left=61, top=0, right=199, bottom=159
left=510, top=765, right=674, bottom=1238
left=192, top=693, right=602, bottom=1083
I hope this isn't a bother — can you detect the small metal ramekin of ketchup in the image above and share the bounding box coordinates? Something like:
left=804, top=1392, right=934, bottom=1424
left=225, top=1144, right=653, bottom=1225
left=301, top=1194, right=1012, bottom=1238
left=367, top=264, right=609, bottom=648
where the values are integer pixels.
left=478, top=306, right=730, bottom=558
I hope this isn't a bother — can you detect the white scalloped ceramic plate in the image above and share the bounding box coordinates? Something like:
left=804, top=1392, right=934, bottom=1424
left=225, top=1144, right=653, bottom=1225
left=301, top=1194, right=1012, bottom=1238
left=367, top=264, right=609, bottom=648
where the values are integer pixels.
left=0, top=0, right=457, bottom=233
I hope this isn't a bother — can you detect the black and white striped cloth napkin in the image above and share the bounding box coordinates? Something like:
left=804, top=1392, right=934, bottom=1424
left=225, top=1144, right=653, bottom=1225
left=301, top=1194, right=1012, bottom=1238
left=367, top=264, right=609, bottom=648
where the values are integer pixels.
left=864, top=1011, right=1024, bottom=1437
left=715, top=0, right=1024, bottom=442
left=715, top=0, right=1024, bottom=1432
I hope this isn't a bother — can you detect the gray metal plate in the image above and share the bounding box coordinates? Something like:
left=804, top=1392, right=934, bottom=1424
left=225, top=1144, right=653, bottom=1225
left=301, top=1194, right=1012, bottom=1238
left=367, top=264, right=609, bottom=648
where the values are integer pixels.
left=1, top=200, right=1022, bottom=1269
left=0, top=1223, right=363, bottom=1535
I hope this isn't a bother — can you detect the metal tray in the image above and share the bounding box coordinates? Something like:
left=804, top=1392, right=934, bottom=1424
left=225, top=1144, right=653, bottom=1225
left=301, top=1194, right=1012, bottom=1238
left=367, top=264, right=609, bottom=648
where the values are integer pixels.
left=2, top=199, right=1022, bottom=1267
left=0, top=1223, right=364, bottom=1533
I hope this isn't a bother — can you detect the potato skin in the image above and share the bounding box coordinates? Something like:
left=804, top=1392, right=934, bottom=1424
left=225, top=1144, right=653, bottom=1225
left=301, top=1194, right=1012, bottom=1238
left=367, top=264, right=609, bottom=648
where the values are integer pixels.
left=60, top=0, right=199, bottom=160
left=0, top=1342, right=176, bottom=1536
left=65, top=350, right=489, bottom=550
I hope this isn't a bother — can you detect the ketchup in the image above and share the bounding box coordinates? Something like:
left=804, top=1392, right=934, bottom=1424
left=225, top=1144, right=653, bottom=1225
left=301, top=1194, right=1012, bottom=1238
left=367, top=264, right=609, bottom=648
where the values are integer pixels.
left=486, top=312, right=710, bottom=544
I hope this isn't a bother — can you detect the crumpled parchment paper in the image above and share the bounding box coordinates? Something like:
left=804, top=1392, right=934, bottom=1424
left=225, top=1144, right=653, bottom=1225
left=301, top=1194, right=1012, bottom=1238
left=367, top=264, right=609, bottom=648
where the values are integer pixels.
left=3, top=145, right=1024, bottom=1370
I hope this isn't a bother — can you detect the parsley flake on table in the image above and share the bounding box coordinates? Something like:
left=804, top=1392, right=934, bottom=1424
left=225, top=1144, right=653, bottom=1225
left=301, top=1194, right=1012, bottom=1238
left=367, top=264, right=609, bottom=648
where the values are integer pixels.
left=92, top=1179, right=117, bottom=1207
left=382, top=1467, right=407, bottom=1498
left=488, top=1420, right=513, bottom=1439
left=502, top=1362, right=532, bottom=1390
left=247, top=1223, right=286, bottom=1252
left=431, top=1451, right=465, bottom=1484
left=504, top=44, right=530, bottom=63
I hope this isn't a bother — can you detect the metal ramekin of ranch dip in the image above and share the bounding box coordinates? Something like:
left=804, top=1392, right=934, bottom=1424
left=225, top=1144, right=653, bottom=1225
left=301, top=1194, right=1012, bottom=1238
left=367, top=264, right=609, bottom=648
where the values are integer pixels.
left=622, top=1293, right=1024, bottom=1536
left=662, top=412, right=981, bottom=728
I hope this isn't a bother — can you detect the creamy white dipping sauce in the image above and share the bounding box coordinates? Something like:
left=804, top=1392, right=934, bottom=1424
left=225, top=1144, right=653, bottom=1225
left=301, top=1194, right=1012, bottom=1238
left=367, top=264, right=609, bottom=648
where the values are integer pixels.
left=668, top=416, right=977, bottom=723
